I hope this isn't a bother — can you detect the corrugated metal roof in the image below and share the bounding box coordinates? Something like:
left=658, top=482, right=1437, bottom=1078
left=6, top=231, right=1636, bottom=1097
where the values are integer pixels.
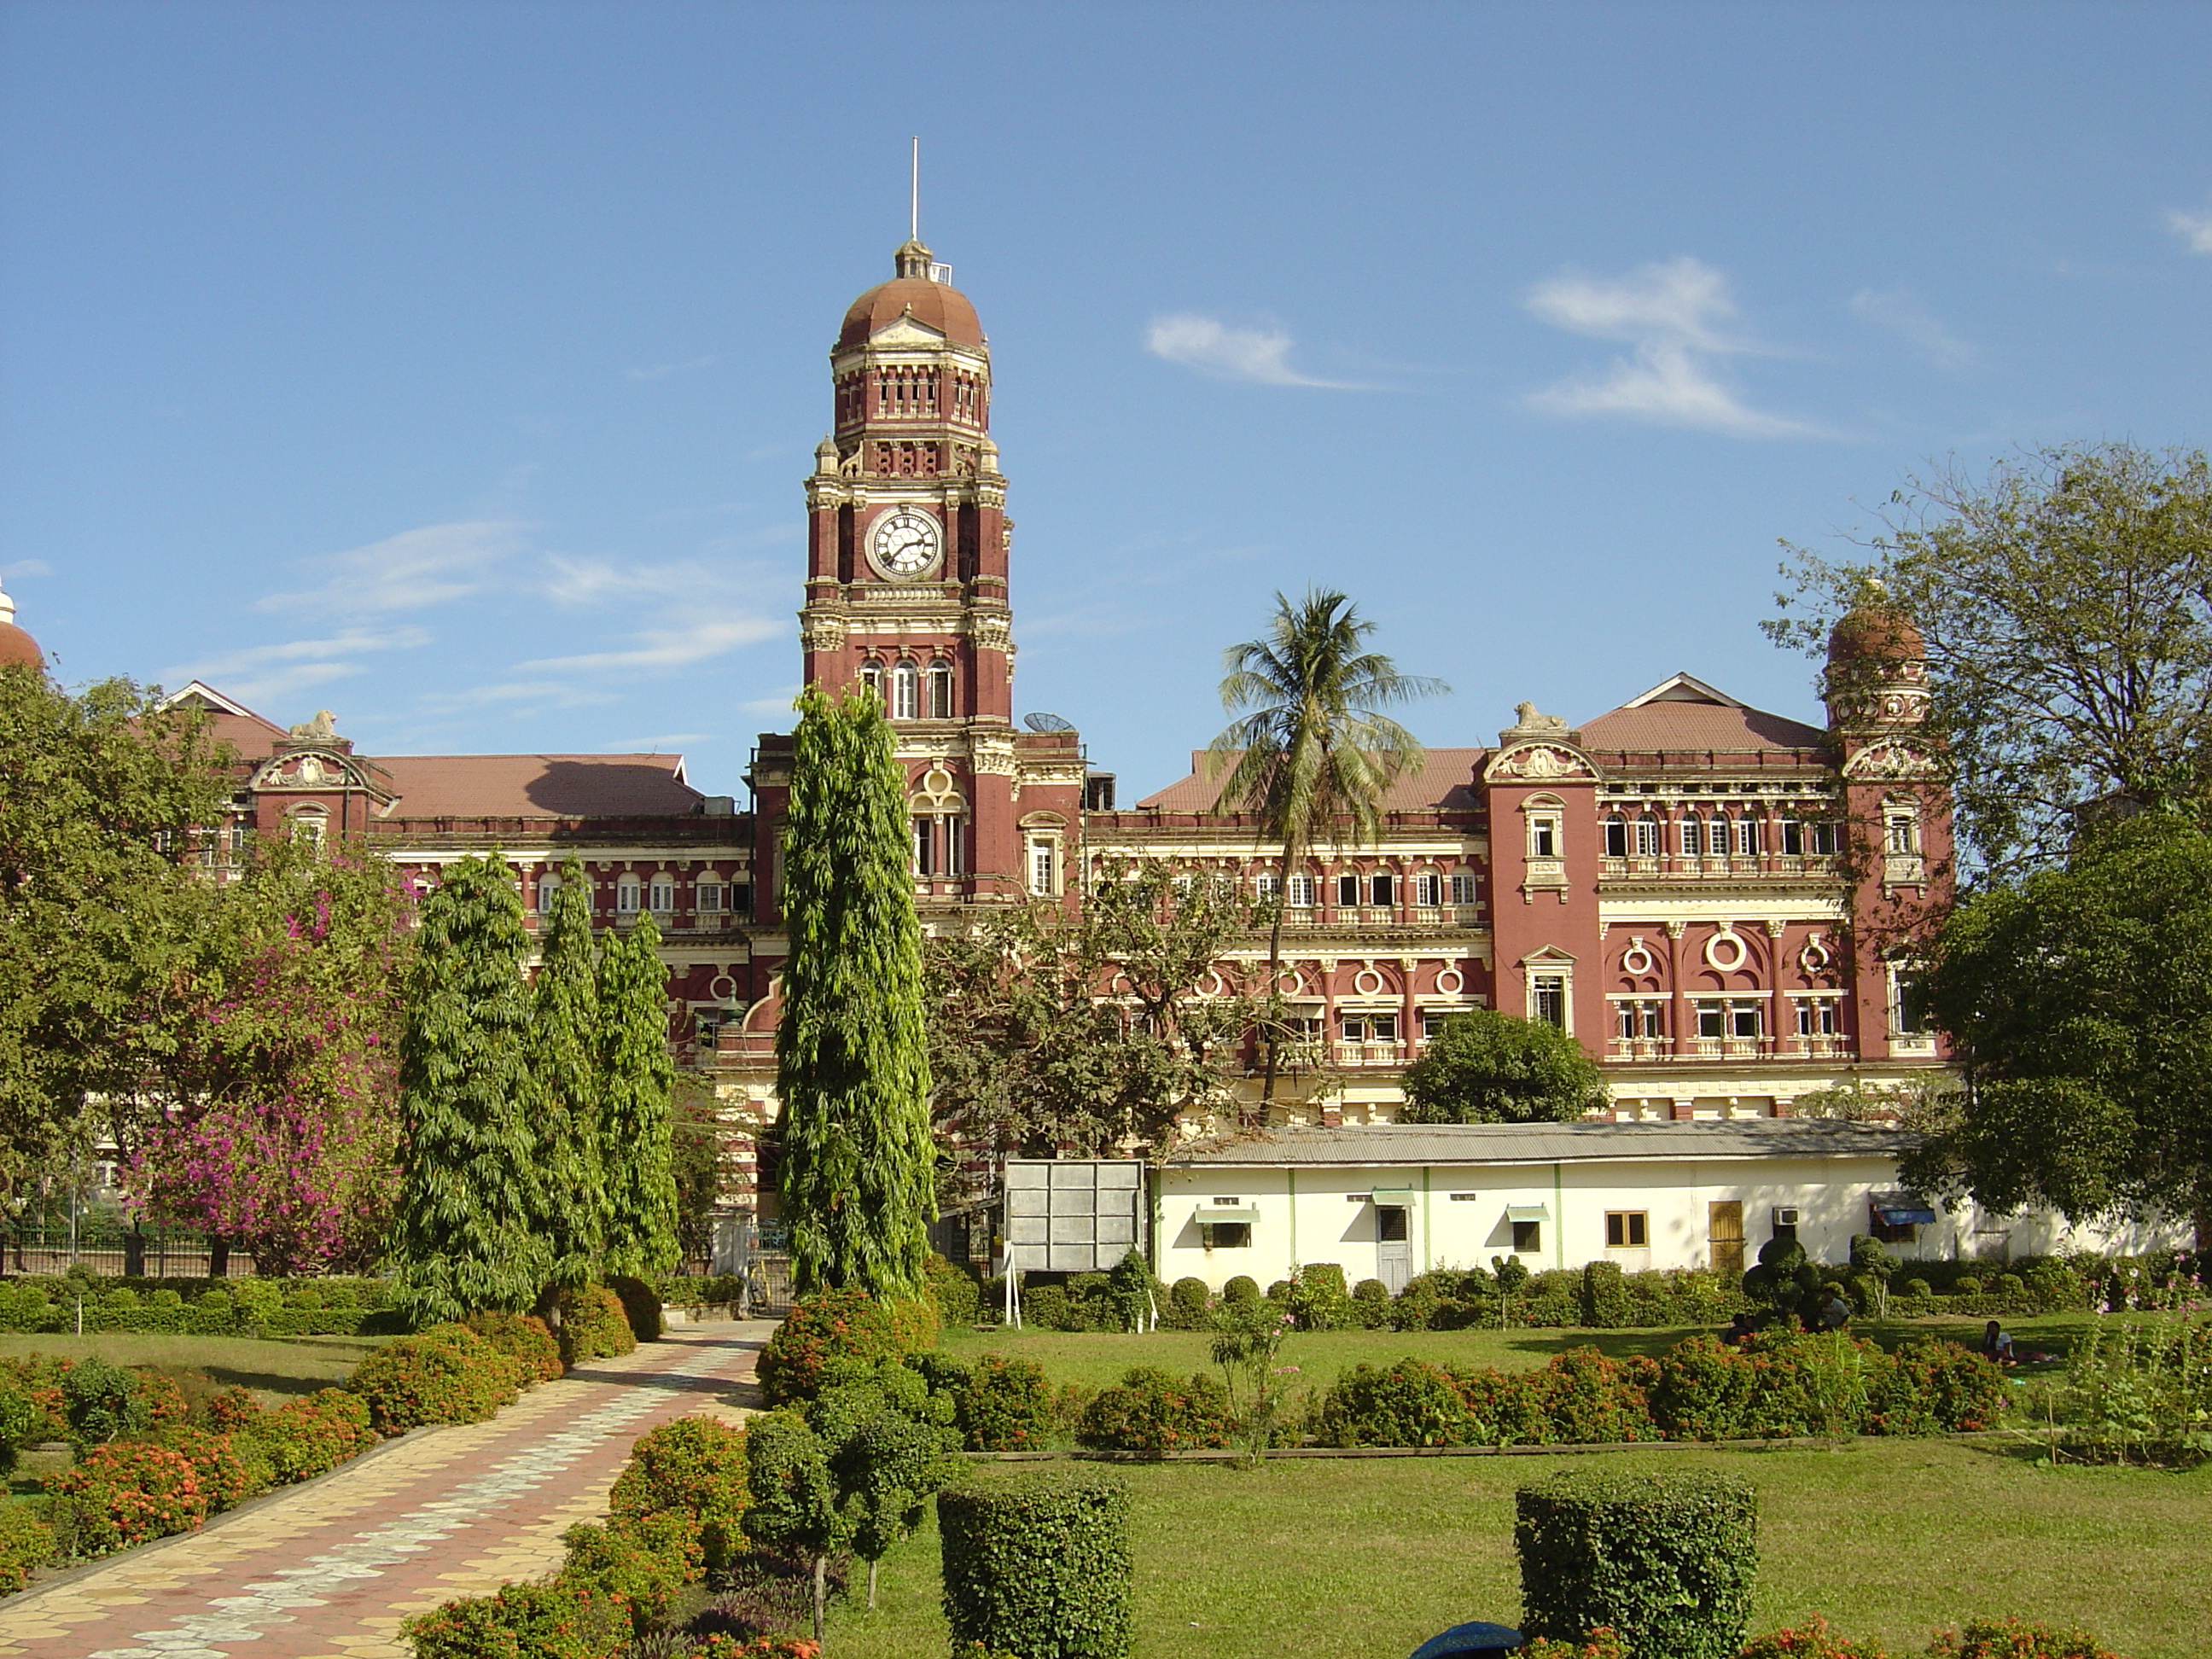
left=1168, top=1119, right=1914, bottom=1167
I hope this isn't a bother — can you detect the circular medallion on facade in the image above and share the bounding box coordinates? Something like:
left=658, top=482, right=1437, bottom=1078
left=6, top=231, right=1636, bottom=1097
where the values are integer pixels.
left=1703, top=927, right=1749, bottom=972
left=1435, top=967, right=1464, bottom=996
left=867, top=504, right=944, bottom=579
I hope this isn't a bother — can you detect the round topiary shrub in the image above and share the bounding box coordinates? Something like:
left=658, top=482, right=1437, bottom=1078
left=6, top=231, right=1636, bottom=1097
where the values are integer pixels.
left=1902, top=1278, right=1933, bottom=1298
left=1516, top=1470, right=1757, bottom=1659
left=605, top=1275, right=665, bottom=1343
left=608, top=1414, right=751, bottom=1573
left=348, top=1324, right=518, bottom=1435
left=464, top=1309, right=565, bottom=1383
left=1221, top=1276, right=1260, bottom=1304
left=938, top=1470, right=1132, bottom=1659
left=959, top=1353, right=1057, bottom=1452
left=1953, top=1276, right=1984, bottom=1296
left=1316, top=1359, right=1470, bottom=1448
left=555, top=1284, right=638, bottom=1367
left=757, top=1288, right=929, bottom=1405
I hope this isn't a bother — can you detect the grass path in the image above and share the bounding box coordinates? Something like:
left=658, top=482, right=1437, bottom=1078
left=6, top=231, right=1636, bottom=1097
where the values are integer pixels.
left=0, top=1332, right=386, bottom=1400
left=830, top=1437, right=2212, bottom=1659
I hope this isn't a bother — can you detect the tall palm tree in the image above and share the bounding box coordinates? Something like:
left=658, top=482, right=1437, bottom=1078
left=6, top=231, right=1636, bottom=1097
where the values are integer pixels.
left=1208, top=589, right=1447, bottom=1112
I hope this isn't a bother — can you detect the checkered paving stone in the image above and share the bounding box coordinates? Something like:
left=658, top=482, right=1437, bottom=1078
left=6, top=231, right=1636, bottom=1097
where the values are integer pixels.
left=0, top=1321, right=771, bottom=1659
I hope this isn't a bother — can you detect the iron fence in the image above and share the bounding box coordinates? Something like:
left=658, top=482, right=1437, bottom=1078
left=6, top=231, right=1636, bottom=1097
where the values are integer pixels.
left=2, top=1230, right=259, bottom=1279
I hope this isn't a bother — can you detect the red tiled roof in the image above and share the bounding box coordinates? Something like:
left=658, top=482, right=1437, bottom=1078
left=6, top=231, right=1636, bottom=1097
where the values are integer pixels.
left=1137, top=748, right=1488, bottom=812
left=1577, top=701, right=1828, bottom=753
left=374, top=754, right=701, bottom=820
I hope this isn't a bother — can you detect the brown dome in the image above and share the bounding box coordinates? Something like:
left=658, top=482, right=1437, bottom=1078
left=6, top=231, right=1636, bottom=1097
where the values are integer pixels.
left=0, top=624, right=39, bottom=670
left=1828, top=602, right=1924, bottom=666
left=835, top=241, right=983, bottom=352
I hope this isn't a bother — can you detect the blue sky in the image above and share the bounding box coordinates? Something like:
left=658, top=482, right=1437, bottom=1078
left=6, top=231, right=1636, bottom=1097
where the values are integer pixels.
left=3, top=1, right=2208, bottom=799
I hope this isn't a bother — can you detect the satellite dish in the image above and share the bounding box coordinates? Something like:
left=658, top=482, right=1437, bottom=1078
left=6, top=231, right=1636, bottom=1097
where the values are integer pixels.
left=1023, top=712, right=1075, bottom=733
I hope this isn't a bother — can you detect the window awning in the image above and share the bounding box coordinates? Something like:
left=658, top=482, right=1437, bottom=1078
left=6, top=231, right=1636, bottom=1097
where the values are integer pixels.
left=1196, top=1206, right=1260, bottom=1225
left=1371, top=1188, right=1418, bottom=1207
left=1873, top=1203, right=1937, bottom=1225
left=1505, top=1205, right=1550, bottom=1222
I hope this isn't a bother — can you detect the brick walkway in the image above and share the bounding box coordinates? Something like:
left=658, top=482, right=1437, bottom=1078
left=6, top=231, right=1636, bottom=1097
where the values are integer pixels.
left=1, top=1320, right=772, bottom=1659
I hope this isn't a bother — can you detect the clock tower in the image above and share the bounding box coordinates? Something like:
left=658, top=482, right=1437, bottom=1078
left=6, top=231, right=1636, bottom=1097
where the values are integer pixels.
left=785, top=239, right=1083, bottom=907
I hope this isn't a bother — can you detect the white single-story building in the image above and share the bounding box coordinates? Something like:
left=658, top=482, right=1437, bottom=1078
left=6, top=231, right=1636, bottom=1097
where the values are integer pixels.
left=1157, top=1121, right=2174, bottom=1292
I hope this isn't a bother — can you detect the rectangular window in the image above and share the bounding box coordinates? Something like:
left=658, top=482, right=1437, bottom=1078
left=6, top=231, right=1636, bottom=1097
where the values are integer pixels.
left=1421, top=1011, right=1449, bottom=1039
left=1415, top=871, right=1443, bottom=907
left=1633, top=818, right=1660, bottom=858
left=912, top=818, right=934, bottom=876
left=1886, top=814, right=1918, bottom=853
left=1811, top=819, right=1841, bottom=856
left=1200, top=1221, right=1251, bottom=1249
left=1781, top=818, right=1805, bottom=856
left=1531, top=974, right=1567, bottom=1029
left=730, top=882, right=753, bottom=917
left=1639, top=1002, right=1662, bottom=1039
left=1370, top=872, right=1394, bottom=907
left=1337, top=873, right=1361, bottom=908
left=1377, top=1206, right=1411, bottom=1243
left=616, top=882, right=640, bottom=914
left=1449, top=873, right=1477, bottom=905
left=1606, top=1211, right=1649, bottom=1249
left=1697, top=999, right=1725, bottom=1039
left=1255, top=871, right=1281, bottom=901
left=1511, top=1220, right=1542, bottom=1254
left=649, top=877, right=675, bottom=912
left=1286, top=874, right=1316, bottom=908
left=1370, top=1013, right=1400, bottom=1044
left=1604, top=818, right=1628, bottom=857
left=1736, top=818, right=1760, bottom=856
left=1339, top=1014, right=1368, bottom=1042
left=1528, top=818, right=1558, bottom=858
left=1730, top=1002, right=1761, bottom=1039
left=928, top=665, right=955, bottom=719
left=1616, top=1002, right=1637, bottom=1039
left=1027, top=837, right=1057, bottom=896
left=1796, top=998, right=1839, bottom=1036
left=1892, top=969, right=1929, bottom=1035
left=891, top=668, right=919, bottom=721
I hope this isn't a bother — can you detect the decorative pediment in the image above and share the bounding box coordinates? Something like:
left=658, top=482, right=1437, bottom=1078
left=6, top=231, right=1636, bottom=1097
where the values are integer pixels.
left=869, top=311, right=949, bottom=347
left=1843, top=740, right=1938, bottom=780
left=1485, top=742, right=1598, bottom=783
left=250, top=748, right=381, bottom=794
left=1518, top=945, right=1579, bottom=968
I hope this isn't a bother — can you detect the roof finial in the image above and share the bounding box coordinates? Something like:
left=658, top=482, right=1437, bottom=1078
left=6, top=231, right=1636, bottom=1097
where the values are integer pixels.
left=0, top=573, right=13, bottom=628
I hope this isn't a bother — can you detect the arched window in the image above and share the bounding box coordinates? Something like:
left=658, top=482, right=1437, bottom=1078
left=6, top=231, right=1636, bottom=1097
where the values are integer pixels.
left=1680, top=817, right=1703, bottom=858
left=859, top=661, right=884, bottom=704
left=891, top=661, right=920, bottom=720
left=648, top=875, right=675, bottom=912
left=1603, top=814, right=1628, bottom=858
left=288, top=806, right=327, bottom=847
left=616, top=876, right=642, bottom=914
left=928, top=660, right=955, bottom=719
left=535, top=872, right=558, bottom=913
left=1634, top=816, right=1660, bottom=858
left=911, top=767, right=967, bottom=876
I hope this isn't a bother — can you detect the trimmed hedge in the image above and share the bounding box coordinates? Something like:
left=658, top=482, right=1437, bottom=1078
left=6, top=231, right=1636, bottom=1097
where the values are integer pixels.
left=757, top=1289, right=934, bottom=1406
left=1076, top=1367, right=1234, bottom=1453
left=938, top=1470, right=1132, bottom=1659
left=606, top=1276, right=665, bottom=1344
left=466, top=1311, right=566, bottom=1384
left=1516, top=1470, right=1757, bottom=1659
left=400, top=1575, right=630, bottom=1659
left=247, top=1388, right=378, bottom=1482
left=0, top=1503, right=58, bottom=1592
left=0, top=1275, right=400, bottom=1336
left=349, top=1323, right=519, bottom=1435
left=608, top=1415, right=751, bottom=1574
left=958, top=1353, right=1057, bottom=1452
left=556, top=1284, right=638, bottom=1367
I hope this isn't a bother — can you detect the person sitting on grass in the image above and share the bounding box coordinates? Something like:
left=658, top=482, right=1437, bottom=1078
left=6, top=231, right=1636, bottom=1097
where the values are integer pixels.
left=1981, top=1319, right=2016, bottom=1364
left=1723, top=1312, right=1755, bottom=1348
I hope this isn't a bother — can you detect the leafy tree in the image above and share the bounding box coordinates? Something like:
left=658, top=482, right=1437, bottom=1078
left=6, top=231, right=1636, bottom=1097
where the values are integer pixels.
left=834, top=1405, right=964, bottom=1610
left=598, top=908, right=681, bottom=1278
left=1906, top=811, right=2212, bottom=1247
left=1208, top=589, right=1445, bottom=1107
left=1768, top=442, right=2212, bottom=876
left=1399, top=1009, right=1607, bottom=1125
left=742, top=1410, right=850, bottom=1644
left=670, top=1089, right=736, bottom=1266
left=775, top=684, right=934, bottom=1298
left=389, top=853, right=549, bottom=1322
left=126, top=835, right=411, bottom=1276
left=925, top=860, right=1301, bottom=1180
left=529, top=852, right=607, bottom=1293
left=0, top=668, right=230, bottom=1202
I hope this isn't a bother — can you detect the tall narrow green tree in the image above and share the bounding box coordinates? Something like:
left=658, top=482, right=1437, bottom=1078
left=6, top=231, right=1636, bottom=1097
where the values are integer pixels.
left=598, top=906, right=681, bottom=1277
left=776, top=684, right=934, bottom=1298
left=390, top=853, right=548, bottom=1323
left=530, top=852, right=607, bottom=1292
left=1208, top=590, right=1446, bottom=1108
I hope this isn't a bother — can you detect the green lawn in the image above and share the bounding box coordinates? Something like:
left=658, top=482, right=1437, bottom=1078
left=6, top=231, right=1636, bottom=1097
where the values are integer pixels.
left=936, top=1315, right=2098, bottom=1394
left=827, top=1439, right=2212, bottom=1659
left=0, top=1331, right=384, bottom=1400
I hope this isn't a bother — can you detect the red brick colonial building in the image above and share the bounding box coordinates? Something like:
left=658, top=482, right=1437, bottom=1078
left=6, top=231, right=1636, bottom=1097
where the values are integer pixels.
left=119, top=238, right=1950, bottom=1207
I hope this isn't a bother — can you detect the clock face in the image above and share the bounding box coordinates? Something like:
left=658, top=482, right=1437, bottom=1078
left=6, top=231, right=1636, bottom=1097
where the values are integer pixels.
left=868, top=506, right=943, bottom=579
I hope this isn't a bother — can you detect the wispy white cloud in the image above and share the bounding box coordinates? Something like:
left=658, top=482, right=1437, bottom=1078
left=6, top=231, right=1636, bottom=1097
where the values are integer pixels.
left=3, top=559, right=52, bottom=579
left=166, top=627, right=434, bottom=710
left=1523, top=258, right=1818, bottom=438
left=517, top=614, right=783, bottom=674
left=626, top=355, right=716, bottom=382
left=740, top=685, right=804, bottom=719
left=1848, top=288, right=1972, bottom=368
left=256, top=520, right=529, bottom=617
left=2168, top=197, right=2212, bottom=255
left=415, top=679, right=621, bottom=715
left=601, top=733, right=714, bottom=751
left=1144, top=315, right=1360, bottom=388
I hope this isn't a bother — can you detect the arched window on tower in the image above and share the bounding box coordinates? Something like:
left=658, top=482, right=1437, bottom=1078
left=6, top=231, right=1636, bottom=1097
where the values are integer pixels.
left=910, top=767, right=967, bottom=877
left=891, top=661, right=920, bottom=721
left=859, top=661, right=884, bottom=704
left=928, top=660, right=955, bottom=719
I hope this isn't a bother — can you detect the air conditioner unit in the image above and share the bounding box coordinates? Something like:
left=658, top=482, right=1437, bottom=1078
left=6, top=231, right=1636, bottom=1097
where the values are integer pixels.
left=1773, top=1207, right=1801, bottom=1228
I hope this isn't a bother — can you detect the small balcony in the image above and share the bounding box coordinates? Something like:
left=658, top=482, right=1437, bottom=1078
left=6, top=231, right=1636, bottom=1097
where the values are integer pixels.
left=1334, top=1041, right=1410, bottom=1068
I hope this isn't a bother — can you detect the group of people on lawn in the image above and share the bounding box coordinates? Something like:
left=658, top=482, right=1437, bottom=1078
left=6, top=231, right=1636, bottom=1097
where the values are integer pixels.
left=1719, top=1304, right=2046, bottom=1367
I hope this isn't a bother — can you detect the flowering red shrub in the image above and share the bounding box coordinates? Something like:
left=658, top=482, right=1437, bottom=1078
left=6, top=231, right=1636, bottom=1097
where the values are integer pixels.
left=47, top=1440, right=208, bottom=1553
left=247, top=1387, right=378, bottom=1483
left=608, top=1417, right=749, bottom=1573
left=400, top=1576, right=629, bottom=1659
left=1077, top=1366, right=1234, bottom=1452
left=682, top=1639, right=823, bottom=1658
left=1739, top=1617, right=1893, bottom=1656
left=1518, top=1630, right=1629, bottom=1659
left=1866, top=1340, right=2011, bottom=1435
left=466, top=1310, right=566, bottom=1383
left=958, top=1353, right=1056, bottom=1451
left=349, top=1323, right=517, bottom=1435
left=1534, top=1348, right=1657, bottom=1444
left=137, top=1371, right=189, bottom=1430
left=200, top=1386, right=262, bottom=1433
left=756, top=1289, right=917, bottom=1405
left=1927, top=1618, right=2122, bottom=1658
left=154, top=1426, right=268, bottom=1510
left=1651, top=1336, right=1759, bottom=1440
